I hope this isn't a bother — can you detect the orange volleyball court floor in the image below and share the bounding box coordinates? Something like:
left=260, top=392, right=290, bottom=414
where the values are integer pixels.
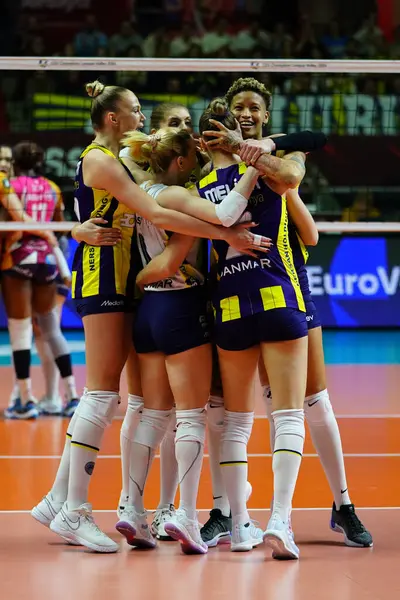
left=1, top=330, right=400, bottom=600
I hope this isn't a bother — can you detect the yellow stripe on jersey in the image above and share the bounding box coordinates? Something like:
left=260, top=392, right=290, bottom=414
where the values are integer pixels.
left=71, top=271, right=77, bottom=299
left=80, top=143, right=116, bottom=159
left=220, top=296, right=241, bottom=322
left=276, top=197, right=305, bottom=312
left=238, top=162, right=247, bottom=175
left=296, top=231, right=309, bottom=264
left=113, top=203, right=135, bottom=295
left=198, top=169, right=218, bottom=189
left=82, top=245, right=101, bottom=297
left=260, top=286, right=287, bottom=311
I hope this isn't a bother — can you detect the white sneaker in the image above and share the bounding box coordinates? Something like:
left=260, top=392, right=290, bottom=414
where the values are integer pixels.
left=117, top=492, right=129, bottom=519
left=31, top=492, right=64, bottom=527
left=151, top=505, right=176, bottom=540
left=50, top=502, right=119, bottom=553
left=231, top=520, right=264, bottom=552
left=116, top=506, right=157, bottom=549
left=164, top=509, right=208, bottom=555
left=38, top=395, right=63, bottom=416
left=263, top=513, right=299, bottom=560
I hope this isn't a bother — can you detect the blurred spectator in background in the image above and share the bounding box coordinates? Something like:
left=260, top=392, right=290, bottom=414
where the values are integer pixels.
left=321, top=21, right=348, bottom=58
left=342, top=189, right=381, bottom=222
left=170, top=23, right=200, bottom=57
left=29, top=36, right=46, bottom=57
left=270, top=23, right=294, bottom=57
left=354, top=12, right=383, bottom=58
left=74, top=14, right=108, bottom=57
left=201, top=18, right=232, bottom=56
left=143, top=26, right=170, bottom=57
left=109, top=21, right=143, bottom=57
left=388, top=26, right=400, bottom=59
left=231, top=20, right=271, bottom=56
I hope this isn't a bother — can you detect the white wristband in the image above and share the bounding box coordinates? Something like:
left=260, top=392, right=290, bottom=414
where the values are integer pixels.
left=252, top=234, right=262, bottom=246
left=214, top=190, right=248, bottom=227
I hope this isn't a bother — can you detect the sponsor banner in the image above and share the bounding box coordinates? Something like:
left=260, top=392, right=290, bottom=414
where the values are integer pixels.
left=306, top=234, right=400, bottom=327
left=0, top=235, right=398, bottom=330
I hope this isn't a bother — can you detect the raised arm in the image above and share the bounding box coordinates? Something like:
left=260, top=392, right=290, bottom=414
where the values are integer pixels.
left=136, top=234, right=195, bottom=289
left=285, top=188, right=318, bottom=246
left=156, top=166, right=260, bottom=227
left=82, top=151, right=270, bottom=253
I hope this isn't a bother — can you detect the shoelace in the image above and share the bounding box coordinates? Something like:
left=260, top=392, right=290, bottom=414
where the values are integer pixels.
left=343, top=509, right=366, bottom=535
left=202, top=511, right=228, bottom=535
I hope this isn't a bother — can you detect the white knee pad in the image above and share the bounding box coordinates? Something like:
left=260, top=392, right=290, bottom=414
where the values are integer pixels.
left=207, top=395, right=224, bottom=432
left=121, top=394, right=144, bottom=439
left=304, top=389, right=334, bottom=425
left=134, top=407, right=172, bottom=450
left=175, top=408, right=206, bottom=445
left=79, top=391, right=120, bottom=429
left=221, top=410, right=254, bottom=445
left=8, top=317, right=32, bottom=350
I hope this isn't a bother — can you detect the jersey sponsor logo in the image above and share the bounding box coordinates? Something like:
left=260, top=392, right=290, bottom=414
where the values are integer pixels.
left=120, top=213, right=135, bottom=228
left=204, top=184, right=230, bottom=204
left=88, top=246, right=96, bottom=272
left=220, top=258, right=271, bottom=277
left=101, top=299, right=124, bottom=307
left=307, top=265, right=400, bottom=297
left=148, top=279, right=174, bottom=289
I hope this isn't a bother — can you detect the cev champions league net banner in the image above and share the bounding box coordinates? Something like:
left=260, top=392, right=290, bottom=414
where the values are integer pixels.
left=0, top=235, right=399, bottom=329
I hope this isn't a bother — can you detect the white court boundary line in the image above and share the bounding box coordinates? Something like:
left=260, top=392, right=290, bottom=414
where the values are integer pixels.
left=0, top=507, right=399, bottom=514
left=1, top=453, right=399, bottom=459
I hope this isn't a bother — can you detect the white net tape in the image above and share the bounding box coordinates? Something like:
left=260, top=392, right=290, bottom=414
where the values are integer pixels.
left=1, top=57, right=400, bottom=73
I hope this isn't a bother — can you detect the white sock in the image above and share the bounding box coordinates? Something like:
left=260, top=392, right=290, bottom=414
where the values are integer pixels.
left=9, top=380, right=20, bottom=405
left=207, top=395, right=230, bottom=517
left=120, top=394, right=143, bottom=501
left=8, top=317, right=33, bottom=403
left=129, top=407, right=172, bottom=513
left=175, top=408, right=206, bottom=520
left=158, top=409, right=179, bottom=508
left=220, top=410, right=254, bottom=525
left=272, top=409, right=305, bottom=523
left=35, top=336, right=60, bottom=400
left=51, top=399, right=82, bottom=502
left=262, top=385, right=275, bottom=453
left=305, top=389, right=351, bottom=507
left=67, top=391, right=120, bottom=510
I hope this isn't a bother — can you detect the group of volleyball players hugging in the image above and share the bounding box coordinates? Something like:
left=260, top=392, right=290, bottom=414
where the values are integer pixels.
left=0, top=143, right=80, bottom=420
left=28, top=76, right=373, bottom=559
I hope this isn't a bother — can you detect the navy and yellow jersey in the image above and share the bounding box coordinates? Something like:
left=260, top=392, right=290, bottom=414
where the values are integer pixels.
left=197, top=162, right=305, bottom=324
left=137, top=182, right=205, bottom=291
left=288, top=219, right=308, bottom=271
left=71, top=143, right=139, bottom=299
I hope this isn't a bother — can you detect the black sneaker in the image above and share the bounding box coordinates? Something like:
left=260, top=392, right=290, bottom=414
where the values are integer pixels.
left=200, top=509, right=232, bottom=547
left=330, top=503, right=373, bottom=547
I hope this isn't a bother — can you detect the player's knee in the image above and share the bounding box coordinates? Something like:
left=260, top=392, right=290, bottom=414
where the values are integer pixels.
left=79, top=391, right=121, bottom=429
left=207, top=395, right=224, bottom=432
left=176, top=408, right=206, bottom=445
left=304, top=389, right=333, bottom=425
left=222, top=410, right=254, bottom=445
left=134, top=407, right=173, bottom=449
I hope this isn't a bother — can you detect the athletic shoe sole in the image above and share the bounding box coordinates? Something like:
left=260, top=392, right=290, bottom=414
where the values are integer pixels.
left=164, top=522, right=208, bottom=555
left=330, top=522, right=374, bottom=548
left=116, top=520, right=156, bottom=549
left=263, top=531, right=299, bottom=560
